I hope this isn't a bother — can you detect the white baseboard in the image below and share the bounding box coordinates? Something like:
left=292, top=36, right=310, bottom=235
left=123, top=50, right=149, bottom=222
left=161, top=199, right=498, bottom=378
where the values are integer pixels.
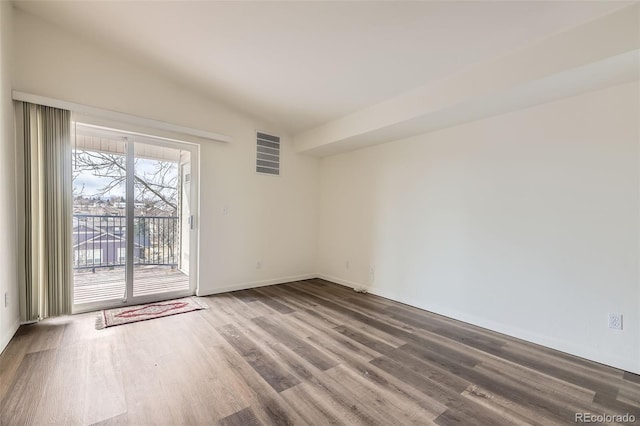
left=188, top=271, right=640, bottom=374
left=315, top=273, right=362, bottom=290
left=197, top=273, right=316, bottom=296
left=365, top=282, right=640, bottom=375
left=315, top=274, right=640, bottom=375
left=0, top=318, right=20, bottom=355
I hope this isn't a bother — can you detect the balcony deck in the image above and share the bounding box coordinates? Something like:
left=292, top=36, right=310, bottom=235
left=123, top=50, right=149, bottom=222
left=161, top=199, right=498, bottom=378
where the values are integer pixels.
left=73, top=265, right=190, bottom=305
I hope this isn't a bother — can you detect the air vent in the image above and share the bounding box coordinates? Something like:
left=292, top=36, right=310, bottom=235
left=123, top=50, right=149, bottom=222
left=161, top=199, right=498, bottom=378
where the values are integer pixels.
left=256, top=132, right=280, bottom=176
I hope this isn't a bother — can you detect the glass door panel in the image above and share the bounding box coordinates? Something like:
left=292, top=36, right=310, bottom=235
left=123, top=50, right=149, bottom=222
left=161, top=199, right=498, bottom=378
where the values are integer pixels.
left=72, top=129, right=128, bottom=305
left=132, top=142, right=191, bottom=297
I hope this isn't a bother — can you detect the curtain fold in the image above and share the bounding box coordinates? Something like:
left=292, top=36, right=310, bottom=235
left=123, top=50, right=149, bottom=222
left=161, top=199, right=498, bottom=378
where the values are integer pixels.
left=20, top=102, right=72, bottom=320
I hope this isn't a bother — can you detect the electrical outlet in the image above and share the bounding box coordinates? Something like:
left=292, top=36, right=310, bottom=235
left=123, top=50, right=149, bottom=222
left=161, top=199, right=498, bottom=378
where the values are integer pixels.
left=345, top=260, right=350, bottom=269
left=256, top=261, right=262, bottom=270
left=608, top=313, right=623, bottom=330
left=3, top=292, right=7, bottom=307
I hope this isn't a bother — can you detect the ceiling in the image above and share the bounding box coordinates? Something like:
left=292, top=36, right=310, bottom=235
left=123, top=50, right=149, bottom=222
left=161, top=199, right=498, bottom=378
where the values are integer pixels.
left=13, top=1, right=629, bottom=135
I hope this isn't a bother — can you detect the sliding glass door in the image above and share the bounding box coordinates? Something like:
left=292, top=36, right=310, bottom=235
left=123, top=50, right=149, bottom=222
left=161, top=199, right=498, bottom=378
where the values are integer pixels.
left=132, top=141, right=192, bottom=298
left=72, top=124, right=198, bottom=312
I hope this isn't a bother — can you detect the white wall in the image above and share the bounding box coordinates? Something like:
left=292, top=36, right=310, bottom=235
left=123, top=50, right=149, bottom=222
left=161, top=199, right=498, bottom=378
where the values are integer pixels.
left=0, top=2, right=19, bottom=353
left=318, top=82, right=640, bottom=374
left=12, top=10, right=319, bottom=296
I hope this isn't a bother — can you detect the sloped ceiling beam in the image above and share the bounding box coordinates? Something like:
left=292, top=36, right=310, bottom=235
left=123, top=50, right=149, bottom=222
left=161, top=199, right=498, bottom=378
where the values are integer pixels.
left=294, top=4, right=639, bottom=157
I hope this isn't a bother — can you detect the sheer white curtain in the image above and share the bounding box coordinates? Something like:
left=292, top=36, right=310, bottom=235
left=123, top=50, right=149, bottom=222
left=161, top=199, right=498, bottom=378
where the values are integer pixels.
left=16, top=101, right=72, bottom=321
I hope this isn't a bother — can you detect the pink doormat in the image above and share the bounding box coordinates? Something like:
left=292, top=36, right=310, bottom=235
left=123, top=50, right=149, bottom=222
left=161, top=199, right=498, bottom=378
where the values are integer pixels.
left=96, top=297, right=208, bottom=329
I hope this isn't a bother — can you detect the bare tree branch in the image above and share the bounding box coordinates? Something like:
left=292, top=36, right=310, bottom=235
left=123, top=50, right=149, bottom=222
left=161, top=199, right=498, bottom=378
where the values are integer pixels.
left=73, top=150, right=178, bottom=213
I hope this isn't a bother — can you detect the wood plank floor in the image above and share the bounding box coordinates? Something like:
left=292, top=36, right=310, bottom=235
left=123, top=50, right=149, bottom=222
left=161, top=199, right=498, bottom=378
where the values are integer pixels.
left=1, top=279, right=639, bottom=425
left=74, top=266, right=189, bottom=305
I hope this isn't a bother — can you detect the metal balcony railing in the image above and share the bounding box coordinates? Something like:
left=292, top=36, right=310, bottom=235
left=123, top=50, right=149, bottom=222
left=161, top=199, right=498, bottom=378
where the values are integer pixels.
left=73, top=214, right=180, bottom=271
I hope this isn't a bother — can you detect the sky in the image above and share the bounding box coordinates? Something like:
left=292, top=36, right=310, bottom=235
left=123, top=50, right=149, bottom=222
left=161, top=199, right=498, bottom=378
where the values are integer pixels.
left=74, top=173, right=123, bottom=198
